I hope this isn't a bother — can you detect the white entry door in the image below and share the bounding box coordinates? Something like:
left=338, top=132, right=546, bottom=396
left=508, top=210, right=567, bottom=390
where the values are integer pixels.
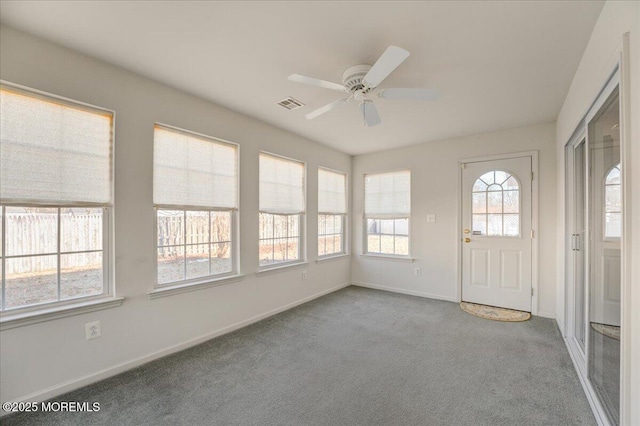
left=461, top=156, right=533, bottom=312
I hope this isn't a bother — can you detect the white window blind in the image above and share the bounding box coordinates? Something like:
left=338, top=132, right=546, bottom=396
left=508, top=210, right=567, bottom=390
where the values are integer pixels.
left=0, top=86, right=113, bottom=204
left=259, top=153, right=305, bottom=214
left=364, top=170, right=411, bottom=217
left=318, top=168, right=346, bottom=214
left=153, top=125, right=238, bottom=209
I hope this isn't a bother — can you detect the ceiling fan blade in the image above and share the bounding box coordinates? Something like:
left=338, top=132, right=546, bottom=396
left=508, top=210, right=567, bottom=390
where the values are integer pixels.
left=360, top=100, right=381, bottom=127
left=362, top=45, right=410, bottom=89
left=378, top=88, right=441, bottom=100
left=305, top=98, right=350, bottom=120
left=288, top=74, right=348, bottom=92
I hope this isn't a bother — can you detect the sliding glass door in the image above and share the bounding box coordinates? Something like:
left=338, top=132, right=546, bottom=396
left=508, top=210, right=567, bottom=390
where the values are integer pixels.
left=565, top=73, right=621, bottom=426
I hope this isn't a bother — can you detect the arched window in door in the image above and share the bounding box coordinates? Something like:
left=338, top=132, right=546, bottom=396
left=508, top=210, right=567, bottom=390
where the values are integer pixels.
left=472, top=170, right=520, bottom=236
left=604, top=163, right=621, bottom=239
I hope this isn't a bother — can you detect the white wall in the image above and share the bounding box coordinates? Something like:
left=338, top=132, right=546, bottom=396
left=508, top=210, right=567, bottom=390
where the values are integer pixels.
left=0, top=26, right=352, bottom=404
left=554, top=1, right=640, bottom=424
left=351, top=122, right=557, bottom=317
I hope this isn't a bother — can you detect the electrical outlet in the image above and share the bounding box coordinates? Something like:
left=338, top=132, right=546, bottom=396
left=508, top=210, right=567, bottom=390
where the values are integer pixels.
left=414, top=267, right=422, bottom=276
left=426, top=214, right=436, bottom=223
left=302, top=270, right=307, bottom=280
left=85, top=321, right=101, bottom=340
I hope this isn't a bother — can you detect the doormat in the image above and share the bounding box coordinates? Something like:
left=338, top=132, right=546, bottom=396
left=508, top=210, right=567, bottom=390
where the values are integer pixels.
left=590, top=322, right=620, bottom=340
left=460, top=302, right=531, bottom=322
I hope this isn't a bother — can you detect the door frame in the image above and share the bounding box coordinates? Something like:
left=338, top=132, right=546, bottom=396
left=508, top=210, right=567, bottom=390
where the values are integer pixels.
left=457, top=150, right=539, bottom=316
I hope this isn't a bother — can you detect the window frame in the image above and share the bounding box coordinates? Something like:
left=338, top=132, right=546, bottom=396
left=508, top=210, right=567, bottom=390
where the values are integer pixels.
left=258, top=151, right=306, bottom=270
left=152, top=123, right=240, bottom=288
left=363, top=169, right=411, bottom=258
left=317, top=167, right=348, bottom=259
left=0, top=81, right=115, bottom=315
left=318, top=213, right=346, bottom=258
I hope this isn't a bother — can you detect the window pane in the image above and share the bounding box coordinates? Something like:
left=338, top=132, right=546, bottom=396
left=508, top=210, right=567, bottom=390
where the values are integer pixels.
left=60, top=252, right=103, bottom=300
left=380, top=235, right=395, bottom=254
left=288, top=215, right=300, bottom=238
left=5, top=255, right=58, bottom=309
left=61, top=208, right=103, bottom=252
left=503, top=190, right=519, bottom=213
left=395, top=218, right=409, bottom=236
left=287, top=238, right=299, bottom=260
left=6, top=207, right=57, bottom=256
left=212, top=242, right=232, bottom=274
left=318, top=236, right=327, bottom=257
left=472, top=214, right=486, bottom=235
left=367, top=234, right=381, bottom=253
left=318, top=215, right=327, bottom=235
left=380, top=219, right=394, bottom=235
left=186, top=244, right=210, bottom=280
left=488, top=214, right=502, bottom=236
left=395, top=235, right=409, bottom=256
left=606, top=166, right=620, bottom=184
left=157, top=210, right=184, bottom=247
left=479, top=172, right=494, bottom=185
left=211, top=211, right=231, bottom=243
left=494, top=171, right=509, bottom=184
left=472, top=193, right=486, bottom=214
left=605, top=213, right=621, bottom=238
left=334, top=215, right=343, bottom=234
left=259, top=239, right=274, bottom=266
left=157, top=246, right=184, bottom=284
left=273, top=215, right=288, bottom=238
left=605, top=185, right=621, bottom=213
left=503, top=176, right=519, bottom=190
left=473, top=179, right=488, bottom=192
left=273, top=238, right=288, bottom=261
left=259, top=213, right=274, bottom=240
left=504, top=214, right=520, bottom=237
left=334, top=234, right=343, bottom=254
left=186, top=211, right=209, bottom=245
left=487, top=191, right=502, bottom=214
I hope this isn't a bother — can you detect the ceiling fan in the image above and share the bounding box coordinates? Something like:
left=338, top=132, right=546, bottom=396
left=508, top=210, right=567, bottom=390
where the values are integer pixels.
left=288, top=45, right=439, bottom=127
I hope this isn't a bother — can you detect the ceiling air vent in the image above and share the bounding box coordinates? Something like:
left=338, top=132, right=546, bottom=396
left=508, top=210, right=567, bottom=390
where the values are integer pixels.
left=278, top=97, right=305, bottom=110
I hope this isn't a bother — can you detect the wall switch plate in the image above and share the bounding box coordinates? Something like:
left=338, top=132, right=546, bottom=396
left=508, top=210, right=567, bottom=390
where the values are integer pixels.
left=414, top=267, right=422, bottom=276
left=302, top=270, right=307, bottom=280
left=85, top=321, right=101, bottom=340
left=426, top=214, right=436, bottom=223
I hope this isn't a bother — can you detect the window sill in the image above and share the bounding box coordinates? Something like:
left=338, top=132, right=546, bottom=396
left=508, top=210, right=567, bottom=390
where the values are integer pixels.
left=316, top=254, right=351, bottom=263
left=256, top=261, right=308, bottom=276
left=360, top=254, right=415, bottom=263
left=149, top=274, right=245, bottom=300
left=0, top=297, right=124, bottom=331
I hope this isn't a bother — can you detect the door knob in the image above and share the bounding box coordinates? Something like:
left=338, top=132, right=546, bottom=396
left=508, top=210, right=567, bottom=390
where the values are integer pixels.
left=464, top=238, right=471, bottom=243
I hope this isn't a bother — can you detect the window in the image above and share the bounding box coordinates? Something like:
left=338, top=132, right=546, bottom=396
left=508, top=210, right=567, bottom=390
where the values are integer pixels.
left=472, top=170, right=520, bottom=237
left=259, top=153, right=305, bottom=267
left=0, top=84, right=113, bottom=311
left=318, top=168, right=347, bottom=257
left=364, top=170, right=410, bottom=256
left=604, top=164, right=621, bottom=238
left=153, top=125, right=238, bottom=285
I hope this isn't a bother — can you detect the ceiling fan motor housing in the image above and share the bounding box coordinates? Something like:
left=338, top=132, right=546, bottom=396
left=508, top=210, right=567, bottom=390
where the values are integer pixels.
left=342, top=64, right=373, bottom=93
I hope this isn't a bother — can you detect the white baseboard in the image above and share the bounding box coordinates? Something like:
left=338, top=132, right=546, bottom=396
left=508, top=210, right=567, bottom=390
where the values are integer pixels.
left=352, top=281, right=458, bottom=303
left=2, top=282, right=351, bottom=413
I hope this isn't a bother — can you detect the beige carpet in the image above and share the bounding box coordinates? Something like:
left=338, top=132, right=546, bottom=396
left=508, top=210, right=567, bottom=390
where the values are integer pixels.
left=460, top=301, right=531, bottom=322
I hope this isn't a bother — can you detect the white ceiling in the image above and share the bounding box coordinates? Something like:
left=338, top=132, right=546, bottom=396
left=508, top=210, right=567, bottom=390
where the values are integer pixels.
left=0, top=1, right=604, bottom=155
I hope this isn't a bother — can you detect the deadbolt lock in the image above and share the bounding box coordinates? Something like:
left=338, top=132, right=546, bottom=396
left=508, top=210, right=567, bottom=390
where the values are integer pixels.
left=463, top=229, right=470, bottom=234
